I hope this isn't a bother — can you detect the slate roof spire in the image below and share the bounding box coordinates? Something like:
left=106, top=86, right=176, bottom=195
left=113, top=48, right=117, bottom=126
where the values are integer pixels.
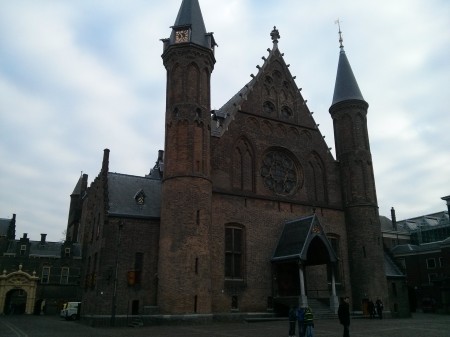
left=167, top=0, right=216, bottom=50
left=331, top=22, right=365, bottom=106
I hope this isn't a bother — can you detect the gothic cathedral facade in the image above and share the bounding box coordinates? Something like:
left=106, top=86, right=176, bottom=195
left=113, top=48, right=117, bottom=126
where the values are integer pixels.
left=73, top=0, right=389, bottom=323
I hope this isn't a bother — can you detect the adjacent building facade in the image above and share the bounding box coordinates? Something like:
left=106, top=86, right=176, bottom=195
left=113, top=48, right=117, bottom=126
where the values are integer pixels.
left=0, top=214, right=82, bottom=315
left=387, top=196, right=450, bottom=313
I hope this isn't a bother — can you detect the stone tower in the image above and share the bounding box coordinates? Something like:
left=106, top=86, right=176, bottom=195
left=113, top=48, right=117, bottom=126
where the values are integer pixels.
left=329, top=31, right=388, bottom=309
left=158, top=0, right=216, bottom=314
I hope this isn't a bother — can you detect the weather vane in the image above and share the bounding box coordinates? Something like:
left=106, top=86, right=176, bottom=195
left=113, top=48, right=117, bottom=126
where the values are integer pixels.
left=335, top=18, right=344, bottom=49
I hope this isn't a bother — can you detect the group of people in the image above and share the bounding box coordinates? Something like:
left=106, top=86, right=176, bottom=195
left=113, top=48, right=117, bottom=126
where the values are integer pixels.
left=288, top=305, right=314, bottom=337
left=289, top=296, right=383, bottom=337
left=288, top=296, right=351, bottom=337
left=367, top=298, right=384, bottom=319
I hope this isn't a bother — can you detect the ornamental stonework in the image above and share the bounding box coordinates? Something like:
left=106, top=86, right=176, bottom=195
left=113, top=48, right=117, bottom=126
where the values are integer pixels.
left=260, top=150, right=302, bottom=195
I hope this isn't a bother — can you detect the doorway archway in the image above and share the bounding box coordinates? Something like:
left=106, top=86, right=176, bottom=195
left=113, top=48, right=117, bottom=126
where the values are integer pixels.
left=0, top=264, right=39, bottom=314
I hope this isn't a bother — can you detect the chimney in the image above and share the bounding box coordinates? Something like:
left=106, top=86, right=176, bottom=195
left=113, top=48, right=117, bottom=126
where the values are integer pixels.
left=23, top=233, right=27, bottom=239
left=82, top=173, right=88, bottom=192
left=391, top=207, right=397, bottom=231
left=101, top=148, right=110, bottom=175
left=40, top=233, right=47, bottom=244
left=442, top=195, right=450, bottom=215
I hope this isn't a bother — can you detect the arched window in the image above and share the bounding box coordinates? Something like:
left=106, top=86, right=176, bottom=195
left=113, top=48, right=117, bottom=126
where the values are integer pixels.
left=232, top=138, right=254, bottom=192
left=225, top=225, right=245, bottom=279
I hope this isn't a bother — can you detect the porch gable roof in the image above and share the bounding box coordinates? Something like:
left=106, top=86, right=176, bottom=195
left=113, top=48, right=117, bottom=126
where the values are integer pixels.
left=271, top=214, right=338, bottom=264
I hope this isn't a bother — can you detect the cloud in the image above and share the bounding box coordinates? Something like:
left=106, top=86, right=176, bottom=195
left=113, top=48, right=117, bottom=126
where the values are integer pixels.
left=0, top=0, right=449, bottom=241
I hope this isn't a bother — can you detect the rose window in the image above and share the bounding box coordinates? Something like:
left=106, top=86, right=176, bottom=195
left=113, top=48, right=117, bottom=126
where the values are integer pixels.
left=260, top=151, right=298, bottom=195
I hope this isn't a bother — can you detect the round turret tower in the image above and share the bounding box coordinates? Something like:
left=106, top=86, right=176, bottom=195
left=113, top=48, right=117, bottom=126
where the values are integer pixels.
left=329, top=26, right=388, bottom=310
left=158, top=0, right=216, bottom=314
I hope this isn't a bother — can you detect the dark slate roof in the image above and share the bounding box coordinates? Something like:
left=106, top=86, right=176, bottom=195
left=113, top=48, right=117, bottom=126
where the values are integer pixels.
left=5, top=240, right=82, bottom=258
left=384, top=252, right=405, bottom=278
left=379, top=216, right=394, bottom=231
left=107, top=172, right=161, bottom=218
left=442, top=236, right=450, bottom=247
left=391, top=239, right=447, bottom=256
left=29, top=241, right=62, bottom=257
left=397, top=211, right=449, bottom=232
left=391, top=244, right=421, bottom=255
left=169, top=0, right=213, bottom=49
left=272, top=215, right=338, bottom=264
left=71, top=174, right=84, bottom=195
left=0, top=218, right=10, bottom=236
left=331, top=48, right=365, bottom=106
left=379, top=215, right=410, bottom=235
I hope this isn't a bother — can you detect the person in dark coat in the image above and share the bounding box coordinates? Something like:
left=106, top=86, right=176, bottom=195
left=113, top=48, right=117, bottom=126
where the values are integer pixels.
left=303, top=306, right=314, bottom=337
left=375, top=298, right=383, bottom=319
left=338, top=296, right=350, bottom=337
left=297, top=306, right=305, bottom=337
left=368, top=299, right=375, bottom=319
left=288, top=305, right=297, bottom=337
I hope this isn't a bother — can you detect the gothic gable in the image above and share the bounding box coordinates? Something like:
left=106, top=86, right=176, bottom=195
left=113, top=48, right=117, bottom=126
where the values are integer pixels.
left=212, top=37, right=318, bottom=135
left=210, top=29, right=340, bottom=207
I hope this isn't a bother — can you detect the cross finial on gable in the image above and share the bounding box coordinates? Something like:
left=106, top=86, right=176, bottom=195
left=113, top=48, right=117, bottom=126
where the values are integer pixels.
left=271, top=26, right=280, bottom=44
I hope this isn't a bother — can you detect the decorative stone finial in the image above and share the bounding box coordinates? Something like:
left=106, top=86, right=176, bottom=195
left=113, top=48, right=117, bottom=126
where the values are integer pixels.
left=19, top=264, right=23, bottom=271
left=270, top=26, right=280, bottom=43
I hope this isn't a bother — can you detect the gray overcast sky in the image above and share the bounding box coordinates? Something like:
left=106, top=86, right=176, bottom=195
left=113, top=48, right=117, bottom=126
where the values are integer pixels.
left=1, top=0, right=449, bottom=241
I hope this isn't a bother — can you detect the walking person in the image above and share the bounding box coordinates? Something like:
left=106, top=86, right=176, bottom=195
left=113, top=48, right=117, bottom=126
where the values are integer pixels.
left=297, top=306, right=305, bottom=337
left=303, top=306, right=314, bottom=337
left=368, top=299, right=375, bottom=319
left=338, top=296, right=350, bottom=337
left=375, top=298, right=383, bottom=319
left=288, top=305, right=297, bottom=337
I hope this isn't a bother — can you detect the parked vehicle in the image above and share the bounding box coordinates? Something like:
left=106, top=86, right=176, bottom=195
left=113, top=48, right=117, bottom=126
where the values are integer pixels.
left=60, top=302, right=81, bottom=320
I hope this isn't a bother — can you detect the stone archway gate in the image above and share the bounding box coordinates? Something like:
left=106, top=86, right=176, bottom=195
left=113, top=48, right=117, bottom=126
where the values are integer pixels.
left=0, top=264, right=39, bottom=314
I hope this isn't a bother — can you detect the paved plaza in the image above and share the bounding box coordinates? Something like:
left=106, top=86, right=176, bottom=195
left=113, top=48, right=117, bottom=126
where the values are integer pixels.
left=1, top=313, right=449, bottom=337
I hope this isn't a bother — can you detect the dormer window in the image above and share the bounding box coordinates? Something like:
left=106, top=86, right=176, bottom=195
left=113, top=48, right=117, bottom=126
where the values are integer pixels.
left=135, top=189, right=146, bottom=205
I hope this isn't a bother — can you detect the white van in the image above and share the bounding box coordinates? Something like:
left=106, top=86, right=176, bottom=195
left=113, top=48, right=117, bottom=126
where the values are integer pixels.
left=60, top=302, right=81, bottom=320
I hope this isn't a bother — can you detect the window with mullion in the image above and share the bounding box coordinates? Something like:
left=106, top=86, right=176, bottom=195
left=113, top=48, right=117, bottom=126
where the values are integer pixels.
left=61, top=267, right=69, bottom=284
left=41, top=266, right=50, bottom=284
left=225, top=227, right=243, bottom=279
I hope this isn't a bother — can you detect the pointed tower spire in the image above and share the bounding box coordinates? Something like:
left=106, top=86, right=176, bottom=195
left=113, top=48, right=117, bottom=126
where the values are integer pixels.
left=164, top=0, right=216, bottom=51
left=331, top=22, right=365, bottom=106
left=329, top=22, right=388, bottom=313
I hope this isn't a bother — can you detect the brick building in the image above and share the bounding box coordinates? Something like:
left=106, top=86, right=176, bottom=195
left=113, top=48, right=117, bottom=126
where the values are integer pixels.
left=387, top=196, right=450, bottom=313
left=0, top=214, right=82, bottom=315
left=74, top=0, right=397, bottom=325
